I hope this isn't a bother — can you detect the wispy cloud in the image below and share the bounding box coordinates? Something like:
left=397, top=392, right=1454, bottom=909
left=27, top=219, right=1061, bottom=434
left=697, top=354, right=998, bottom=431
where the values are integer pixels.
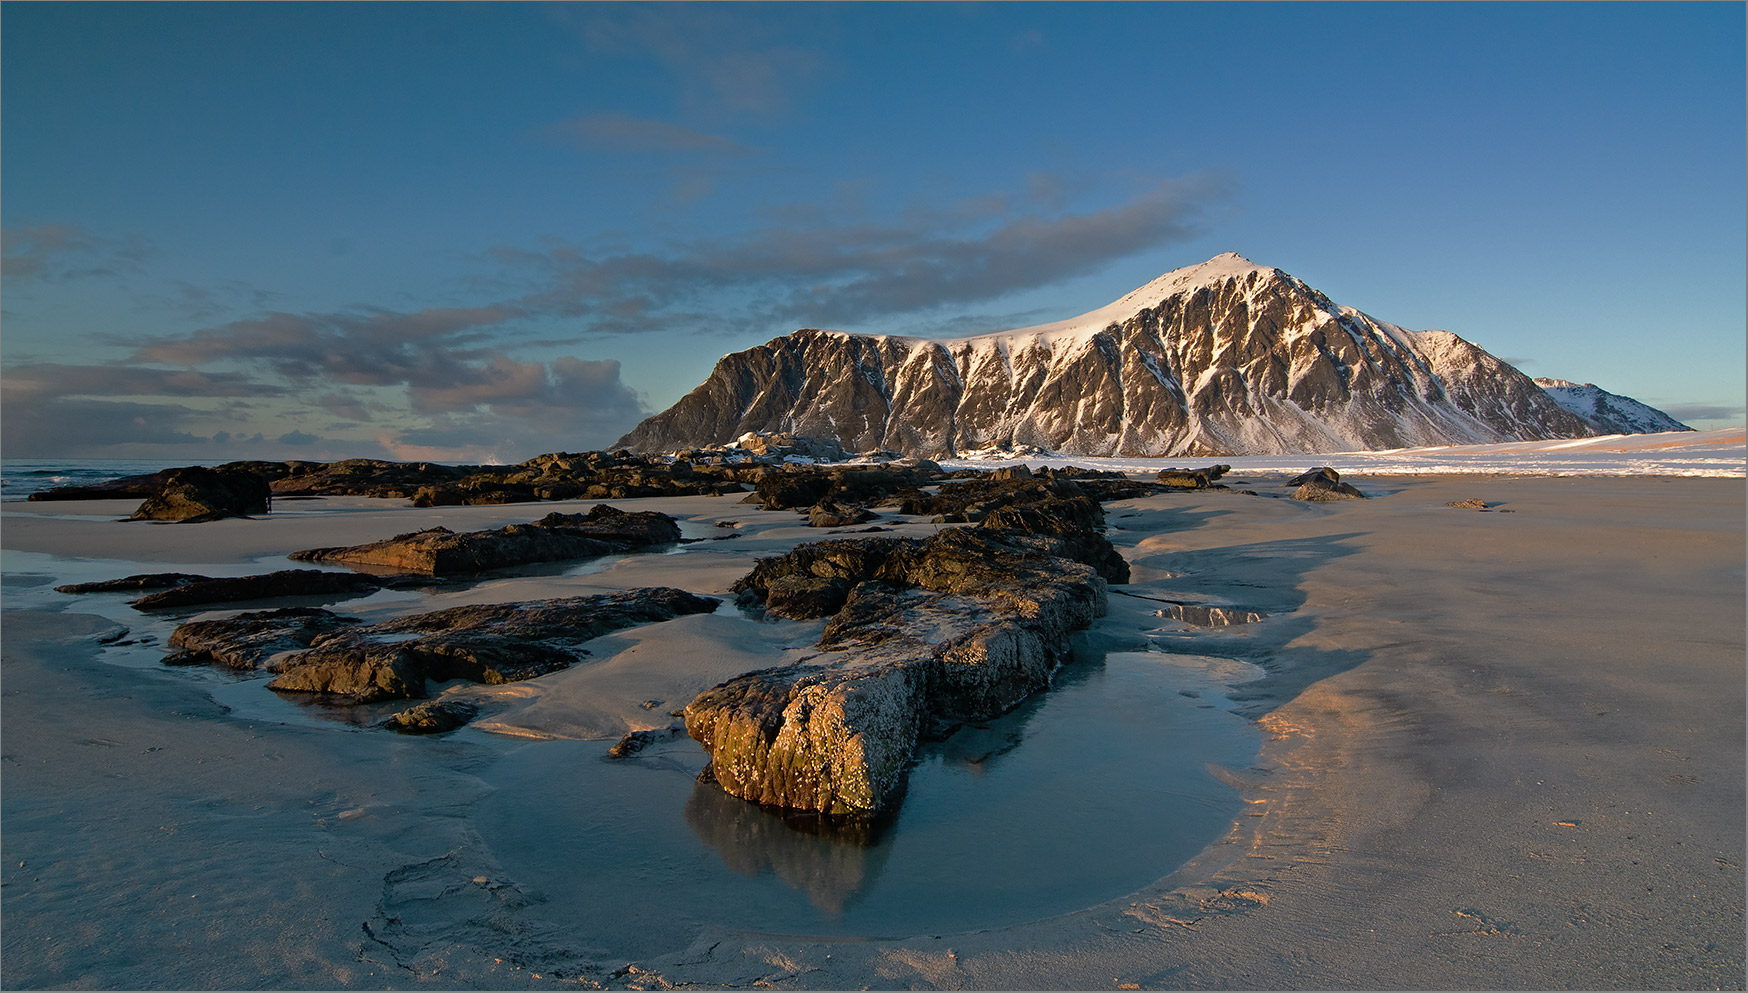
left=545, top=113, right=756, bottom=155
left=1, top=224, right=151, bottom=283
left=1661, top=401, right=1745, bottom=423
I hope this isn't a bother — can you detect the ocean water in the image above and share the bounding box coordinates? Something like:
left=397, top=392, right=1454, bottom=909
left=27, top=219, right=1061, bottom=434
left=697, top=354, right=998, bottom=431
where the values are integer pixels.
left=0, top=458, right=184, bottom=500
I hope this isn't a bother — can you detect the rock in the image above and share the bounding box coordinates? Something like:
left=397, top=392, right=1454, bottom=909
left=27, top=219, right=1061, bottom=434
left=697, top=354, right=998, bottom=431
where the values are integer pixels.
left=290, top=504, right=683, bottom=575
left=130, top=569, right=390, bottom=610
left=807, top=503, right=878, bottom=528
left=164, top=607, right=354, bottom=669
left=1155, top=464, right=1231, bottom=489
left=129, top=466, right=271, bottom=522
left=763, top=576, right=854, bottom=620
left=56, top=573, right=209, bottom=594
left=1446, top=498, right=1489, bottom=509
left=1286, top=467, right=1342, bottom=487
left=606, top=726, right=684, bottom=759
left=1291, top=476, right=1367, bottom=502
left=29, top=471, right=169, bottom=502
left=381, top=700, right=479, bottom=734
left=688, top=495, right=1117, bottom=815
left=265, top=587, right=719, bottom=703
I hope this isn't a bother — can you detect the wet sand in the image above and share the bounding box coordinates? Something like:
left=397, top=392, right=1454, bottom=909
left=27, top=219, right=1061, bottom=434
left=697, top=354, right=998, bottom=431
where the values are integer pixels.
left=2, top=474, right=1743, bottom=989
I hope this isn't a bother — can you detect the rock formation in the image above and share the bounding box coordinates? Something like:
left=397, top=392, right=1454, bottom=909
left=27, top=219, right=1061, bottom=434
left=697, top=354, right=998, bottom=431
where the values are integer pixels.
left=616, top=253, right=1599, bottom=457
left=683, top=479, right=1123, bottom=815
left=289, top=504, right=683, bottom=575
left=128, top=466, right=271, bottom=522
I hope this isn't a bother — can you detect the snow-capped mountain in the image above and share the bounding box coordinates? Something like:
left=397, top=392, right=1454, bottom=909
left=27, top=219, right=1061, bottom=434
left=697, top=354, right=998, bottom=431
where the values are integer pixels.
left=1533, top=379, right=1692, bottom=435
left=616, top=253, right=1596, bottom=457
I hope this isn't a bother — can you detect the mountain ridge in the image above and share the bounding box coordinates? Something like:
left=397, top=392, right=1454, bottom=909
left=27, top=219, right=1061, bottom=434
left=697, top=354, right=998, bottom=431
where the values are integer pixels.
left=616, top=254, right=1602, bottom=458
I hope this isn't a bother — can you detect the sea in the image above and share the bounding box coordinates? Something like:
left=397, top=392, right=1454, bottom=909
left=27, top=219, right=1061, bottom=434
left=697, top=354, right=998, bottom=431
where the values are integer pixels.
left=0, top=458, right=186, bottom=500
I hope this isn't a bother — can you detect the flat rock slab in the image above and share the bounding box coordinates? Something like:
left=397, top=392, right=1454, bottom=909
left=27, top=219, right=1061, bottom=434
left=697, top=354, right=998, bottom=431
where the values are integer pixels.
left=262, top=586, right=720, bottom=704
left=289, top=504, right=683, bottom=574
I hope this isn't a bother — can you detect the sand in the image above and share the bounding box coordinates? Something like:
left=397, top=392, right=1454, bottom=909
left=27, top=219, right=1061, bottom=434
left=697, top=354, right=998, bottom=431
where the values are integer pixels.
left=2, top=474, right=1742, bottom=989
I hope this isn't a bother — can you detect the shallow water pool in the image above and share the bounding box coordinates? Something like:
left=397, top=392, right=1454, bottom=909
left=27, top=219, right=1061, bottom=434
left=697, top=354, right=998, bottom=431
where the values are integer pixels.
left=472, top=649, right=1260, bottom=950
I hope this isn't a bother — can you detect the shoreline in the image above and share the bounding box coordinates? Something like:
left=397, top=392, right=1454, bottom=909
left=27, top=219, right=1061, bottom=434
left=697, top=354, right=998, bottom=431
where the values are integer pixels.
left=2, top=472, right=1742, bottom=988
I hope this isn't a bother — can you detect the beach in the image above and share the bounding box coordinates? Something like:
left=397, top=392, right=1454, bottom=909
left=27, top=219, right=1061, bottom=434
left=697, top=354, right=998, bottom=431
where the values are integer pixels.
left=2, top=469, right=1743, bottom=989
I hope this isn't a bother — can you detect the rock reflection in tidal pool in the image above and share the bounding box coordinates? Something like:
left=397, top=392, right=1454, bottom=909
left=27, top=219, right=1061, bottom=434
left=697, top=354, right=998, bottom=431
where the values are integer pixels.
left=472, top=649, right=1261, bottom=943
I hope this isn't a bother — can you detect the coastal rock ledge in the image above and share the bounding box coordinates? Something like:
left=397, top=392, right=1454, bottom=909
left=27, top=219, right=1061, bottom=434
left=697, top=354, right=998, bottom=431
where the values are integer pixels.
left=685, top=479, right=1126, bottom=815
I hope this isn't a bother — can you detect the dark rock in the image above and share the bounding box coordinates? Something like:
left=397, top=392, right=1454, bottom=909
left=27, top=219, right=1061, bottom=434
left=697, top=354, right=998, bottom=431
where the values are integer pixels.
left=130, top=569, right=388, bottom=610
left=1291, top=473, right=1366, bottom=502
left=56, top=573, right=209, bottom=594
left=763, top=576, right=854, bottom=619
left=265, top=587, right=719, bottom=703
left=1446, top=498, right=1489, bottom=510
left=290, top=503, right=683, bottom=575
left=381, top=700, right=479, bottom=734
left=606, top=726, right=684, bottom=759
left=1286, top=467, right=1342, bottom=487
left=129, top=466, right=271, bottom=522
left=164, top=607, right=354, bottom=670
left=807, top=503, right=878, bottom=528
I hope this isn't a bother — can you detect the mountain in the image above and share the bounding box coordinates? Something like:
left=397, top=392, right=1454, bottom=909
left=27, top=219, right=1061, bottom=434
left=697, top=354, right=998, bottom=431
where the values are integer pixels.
left=1532, top=379, right=1692, bottom=435
left=616, top=253, right=1596, bottom=458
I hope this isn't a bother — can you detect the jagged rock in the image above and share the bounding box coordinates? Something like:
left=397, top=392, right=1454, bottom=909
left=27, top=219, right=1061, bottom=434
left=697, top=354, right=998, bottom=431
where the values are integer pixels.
left=130, top=569, right=390, bottom=610
left=128, top=466, right=271, bottom=522
left=1286, top=467, right=1342, bottom=487
left=289, top=504, right=682, bottom=574
left=688, top=497, right=1118, bottom=815
left=265, top=587, right=719, bottom=703
left=381, top=700, right=479, bottom=734
left=1446, top=498, right=1489, bottom=510
left=615, top=253, right=1596, bottom=457
left=164, top=607, right=354, bottom=669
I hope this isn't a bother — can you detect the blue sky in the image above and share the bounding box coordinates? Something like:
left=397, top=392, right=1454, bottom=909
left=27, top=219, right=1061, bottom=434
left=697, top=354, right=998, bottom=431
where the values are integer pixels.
left=3, top=2, right=1743, bottom=461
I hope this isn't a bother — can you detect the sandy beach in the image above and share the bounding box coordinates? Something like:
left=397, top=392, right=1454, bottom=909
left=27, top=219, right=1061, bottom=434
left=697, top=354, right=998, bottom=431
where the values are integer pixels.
left=3, top=471, right=1742, bottom=989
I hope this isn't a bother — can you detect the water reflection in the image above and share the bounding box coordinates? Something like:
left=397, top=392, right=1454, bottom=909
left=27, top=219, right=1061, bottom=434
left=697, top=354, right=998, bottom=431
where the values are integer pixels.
left=684, top=781, right=898, bottom=915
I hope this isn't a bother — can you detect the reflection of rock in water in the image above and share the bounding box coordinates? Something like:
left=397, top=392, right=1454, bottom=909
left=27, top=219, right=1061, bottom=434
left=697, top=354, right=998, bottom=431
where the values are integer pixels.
left=922, top=654, right=1104, bottom=773
left=684, top=777, right=897, bottom=916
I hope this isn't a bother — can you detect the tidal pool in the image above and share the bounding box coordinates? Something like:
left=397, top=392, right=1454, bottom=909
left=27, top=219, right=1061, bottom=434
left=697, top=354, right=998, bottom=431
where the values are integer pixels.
left=472, top=649, right=1261, bottom=950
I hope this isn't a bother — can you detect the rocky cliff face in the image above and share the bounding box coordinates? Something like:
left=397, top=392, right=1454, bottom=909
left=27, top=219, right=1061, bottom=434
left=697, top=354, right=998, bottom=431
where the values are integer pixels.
left=618, top=253, right=1599, bottom=458
left=1533, top=378, right=1692, bottom=435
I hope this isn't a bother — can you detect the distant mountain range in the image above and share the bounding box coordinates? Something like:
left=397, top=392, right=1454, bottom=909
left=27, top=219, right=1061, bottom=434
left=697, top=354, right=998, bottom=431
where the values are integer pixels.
left=617, top=253, right=1685, bottom=457
left=1532, top=379, right=1691, bottom=435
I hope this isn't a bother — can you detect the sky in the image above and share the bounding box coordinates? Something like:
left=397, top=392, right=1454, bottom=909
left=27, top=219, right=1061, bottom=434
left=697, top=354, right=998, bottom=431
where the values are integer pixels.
left=3, top=2, right=1743, bottom=463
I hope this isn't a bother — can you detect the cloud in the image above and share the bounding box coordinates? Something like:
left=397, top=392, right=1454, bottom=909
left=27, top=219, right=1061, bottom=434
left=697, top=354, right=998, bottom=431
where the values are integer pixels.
left=499, top=171, right=1232, bottom=333
left=1660, top=402, right=1745, bottom=423
left=552, top=5, right=825, bottom=117
left=2, top=224, right=152, bottom=283
left=276, top=430, right=322, bottom=446
left=545, top=114, right=755, bottom=155
left=1, top=362, right=284, bottom=400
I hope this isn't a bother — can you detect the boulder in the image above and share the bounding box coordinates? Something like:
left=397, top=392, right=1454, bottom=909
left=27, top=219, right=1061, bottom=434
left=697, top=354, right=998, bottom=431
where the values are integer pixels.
left=807, top=503, right=878, bottom=528
left=164, top=607, right=354, bottom=670
left=1291, top=475, right=1367, bottom=502
left=381, top=700, right=479, bottom=734
left=129, top=466, right=271, bottom=522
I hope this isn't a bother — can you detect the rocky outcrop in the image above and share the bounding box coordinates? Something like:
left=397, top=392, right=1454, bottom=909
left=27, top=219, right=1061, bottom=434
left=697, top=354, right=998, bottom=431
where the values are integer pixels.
left=684, top=482, right=1122, bottom=815
left=289, top=504, right=682, bottom=575
left=1156, top=465, right=1231, bottom=489
left=128, top=466, right=271, bottom=522
left=616, top=253, right=1598, bottom=457
left=131, top=569, right=392, bottom=610
left=263, top=587, right=719, bottom=703
left=381, top=700, right=480, bottom=734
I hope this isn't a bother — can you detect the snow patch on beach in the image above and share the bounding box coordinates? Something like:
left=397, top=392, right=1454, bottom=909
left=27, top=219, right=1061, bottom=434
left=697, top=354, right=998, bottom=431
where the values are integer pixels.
left=939, top=428, right=1746, bottom=477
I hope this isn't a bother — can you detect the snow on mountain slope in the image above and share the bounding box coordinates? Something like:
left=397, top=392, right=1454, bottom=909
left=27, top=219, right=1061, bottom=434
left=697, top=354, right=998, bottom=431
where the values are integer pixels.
left=616, top=253, right=1597, bottom=458
left=1533, top=378, right=1692, bottom=435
